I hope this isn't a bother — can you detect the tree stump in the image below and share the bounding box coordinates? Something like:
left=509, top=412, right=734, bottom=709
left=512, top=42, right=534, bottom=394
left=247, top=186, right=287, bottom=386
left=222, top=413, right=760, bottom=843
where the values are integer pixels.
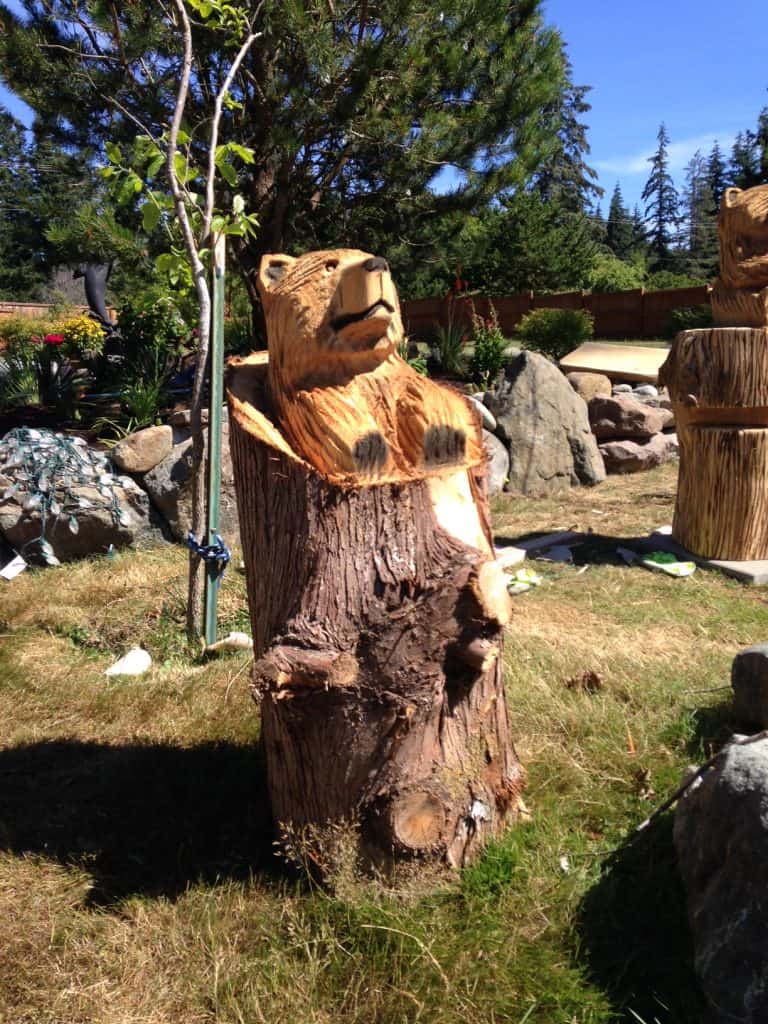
left=660, top=327, right=768, bottom=559
left=226, top=249, right=523, bottom=872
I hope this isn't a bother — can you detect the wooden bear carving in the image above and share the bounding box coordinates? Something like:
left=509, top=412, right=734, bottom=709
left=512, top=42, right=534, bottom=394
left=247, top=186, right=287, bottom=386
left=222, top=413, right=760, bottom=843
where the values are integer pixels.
left=711, top=185, right=768, bottom=326
left=227, top=248, right=521, bottom=874
left=257, top=248, right=484, bottom=485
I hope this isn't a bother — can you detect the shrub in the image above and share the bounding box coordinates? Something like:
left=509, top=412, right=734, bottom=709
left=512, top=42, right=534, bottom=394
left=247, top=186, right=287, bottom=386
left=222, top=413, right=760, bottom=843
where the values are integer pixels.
left=663, top=304, right=714, bottom=339
left=647, top=270, right=707, bottom=290
left=117, top=292, right=190, bottom=385
left=0, top=316, right=58, bottom=349
left=396, top=339, right=428, bottom=376
left=515, top=307, right=594, bottom=362
left=587, top=254, right=644, bottom=293
left=468, top=303, right=507, bottom=387
left=430, top=297, right=467, bottom=376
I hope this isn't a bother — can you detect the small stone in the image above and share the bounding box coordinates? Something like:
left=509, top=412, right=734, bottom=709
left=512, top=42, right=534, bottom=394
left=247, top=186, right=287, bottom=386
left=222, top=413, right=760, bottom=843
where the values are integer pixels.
left=612, top=383, right=633, bottom=394
left=468, top=394, right=497, bottom=432
left=732, top=643, right=768, bottom=727
left=111, top=425, right=173, bottom=474
left=633, top=384, right=659, bottom=398
left=566, top=371, right=612, bottom=403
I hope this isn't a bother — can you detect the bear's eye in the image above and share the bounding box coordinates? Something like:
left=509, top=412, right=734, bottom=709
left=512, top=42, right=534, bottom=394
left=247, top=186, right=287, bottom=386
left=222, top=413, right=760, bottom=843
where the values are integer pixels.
left=325, top=259, right=339, bottom=273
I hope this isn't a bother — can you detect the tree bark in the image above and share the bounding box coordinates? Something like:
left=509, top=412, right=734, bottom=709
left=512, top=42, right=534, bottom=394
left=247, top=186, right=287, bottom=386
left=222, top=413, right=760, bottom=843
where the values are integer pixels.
left=227, top=357, right=524, bottom=872
left=660, top=327, right=768, bottom=559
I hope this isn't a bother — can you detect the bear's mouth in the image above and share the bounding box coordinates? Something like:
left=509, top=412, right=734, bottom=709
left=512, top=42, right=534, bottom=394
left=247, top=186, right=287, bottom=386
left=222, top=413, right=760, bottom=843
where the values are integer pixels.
left=331, top=300, right=395, bottom=333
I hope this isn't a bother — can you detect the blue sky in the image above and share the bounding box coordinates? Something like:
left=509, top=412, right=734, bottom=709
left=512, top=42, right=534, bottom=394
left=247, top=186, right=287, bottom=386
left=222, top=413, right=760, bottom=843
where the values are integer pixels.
left=1, top=0, right=766, bottom=217
left=544, top=0, right=768, bottom=212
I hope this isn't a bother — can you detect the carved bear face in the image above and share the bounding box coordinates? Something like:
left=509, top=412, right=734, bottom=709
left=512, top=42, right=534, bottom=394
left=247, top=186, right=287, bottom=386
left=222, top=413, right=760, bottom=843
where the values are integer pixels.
left=257, top=249, right=404, bottom=391
left=719, top=185, right=768, bottom=290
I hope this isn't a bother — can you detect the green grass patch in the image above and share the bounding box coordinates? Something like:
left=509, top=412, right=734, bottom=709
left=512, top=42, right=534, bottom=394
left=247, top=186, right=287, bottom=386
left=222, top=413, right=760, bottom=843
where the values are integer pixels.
left=0, top=465, right=765, bottom=1021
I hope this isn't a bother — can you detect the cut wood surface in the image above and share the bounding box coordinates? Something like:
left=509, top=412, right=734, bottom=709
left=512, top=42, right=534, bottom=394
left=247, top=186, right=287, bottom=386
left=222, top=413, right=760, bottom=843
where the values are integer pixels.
left=227, top=250, right=522, bottom=873
left=660, top=327, right=768, bottom=559
left=558, top=342, right=669, bottom=382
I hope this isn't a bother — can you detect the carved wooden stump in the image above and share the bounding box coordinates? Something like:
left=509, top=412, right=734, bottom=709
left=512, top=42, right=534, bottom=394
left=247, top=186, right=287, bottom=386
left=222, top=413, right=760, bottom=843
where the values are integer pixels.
left=227, top=250, right=523, bottom=872
left=660, top=327, right=768, bottom=559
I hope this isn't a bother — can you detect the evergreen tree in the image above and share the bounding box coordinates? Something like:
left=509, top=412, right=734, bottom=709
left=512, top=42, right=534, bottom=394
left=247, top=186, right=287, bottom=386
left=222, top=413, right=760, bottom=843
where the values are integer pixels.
left=681, top=150, right=717, bottom=280
left=0, top=108, right=47, bottom=299
left=641, top=123, right=680, bottom=271
left=730, top=131, right=759, bottom=189
left=605, top=182, right=634, bottom=261
left=0, top=0, right=570, bottom=315
left=707, top=141, right=729, bottom=211
left=532, top=55, right=602, bottom=213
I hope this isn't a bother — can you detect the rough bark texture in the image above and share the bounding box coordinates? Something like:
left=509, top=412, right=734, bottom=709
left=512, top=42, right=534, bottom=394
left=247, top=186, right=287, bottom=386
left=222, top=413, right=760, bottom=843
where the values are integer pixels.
left=660, top=327, right=768, bottom=559
left=227, top=362, right=523, bottom=871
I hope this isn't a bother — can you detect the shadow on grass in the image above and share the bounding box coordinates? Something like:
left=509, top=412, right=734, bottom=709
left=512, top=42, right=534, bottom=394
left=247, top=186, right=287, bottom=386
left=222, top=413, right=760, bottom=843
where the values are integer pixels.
left=577, top=816, right=706, bottom=1023
left=0, top=739, right=275, bottom=905
left=496, top=531, right=671, bottom=567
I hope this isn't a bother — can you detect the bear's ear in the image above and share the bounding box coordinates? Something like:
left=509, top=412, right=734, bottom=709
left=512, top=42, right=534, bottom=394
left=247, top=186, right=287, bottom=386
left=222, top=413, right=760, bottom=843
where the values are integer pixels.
left=258, top=254, right=296, bottom=295
left=722, top=187, right=742, bottom=210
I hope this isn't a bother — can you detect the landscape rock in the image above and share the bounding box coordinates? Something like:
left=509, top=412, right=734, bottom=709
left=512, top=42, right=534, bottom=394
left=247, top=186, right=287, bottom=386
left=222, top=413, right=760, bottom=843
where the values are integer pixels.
left=0, top=428, right=163, bottom=562
left=633, top=384, right=659, bottom=398
left=674, top=737, right=768, bottom=1023
left=589, top=394, right=666, bottom=440
left=612, top=383, right=633, bottom=394
left=485, top=351, right=605, bottom=495
left=482, top=429, right=509, bottom=496
left=141, top=413, right=239, bottom=544
left=598, top=432, right=674, bottom=473
left=468, top=393, right=497, bottom=432
left=111, top=424, right=173, bottom=474
left=0, top=480, right=160, bottom=561
left=658, top=407, right=675, bottom=431
left=732, top=643, right=768, bottom=727
left=566, top=371, right=612, bottom=403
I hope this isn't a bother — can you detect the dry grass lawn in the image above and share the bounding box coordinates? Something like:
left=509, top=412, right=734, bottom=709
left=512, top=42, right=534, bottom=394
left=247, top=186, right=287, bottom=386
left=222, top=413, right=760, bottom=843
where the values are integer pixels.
left=1, top=462, right=764, bottom=1023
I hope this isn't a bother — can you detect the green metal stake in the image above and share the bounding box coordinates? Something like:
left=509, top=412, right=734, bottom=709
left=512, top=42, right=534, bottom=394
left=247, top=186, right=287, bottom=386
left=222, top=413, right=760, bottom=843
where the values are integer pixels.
left=204, top=233, right=226, bottom=648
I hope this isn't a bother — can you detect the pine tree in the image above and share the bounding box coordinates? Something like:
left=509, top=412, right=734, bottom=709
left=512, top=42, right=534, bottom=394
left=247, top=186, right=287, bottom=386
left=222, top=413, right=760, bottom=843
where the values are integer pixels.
left=682, top=150, right=717, bottom=279
left=532, top=55, right=602, bottom=213
left=605, top=182, right=634, bottom=261
left=641, top=123, right=680, bottom=272
left=0, top=108, right=47, bottom=299
left=0, top=0, right=569, bottom=316
left=707, top=141, right=729, bottom=211
left=730, top=131, right=759, bottom=189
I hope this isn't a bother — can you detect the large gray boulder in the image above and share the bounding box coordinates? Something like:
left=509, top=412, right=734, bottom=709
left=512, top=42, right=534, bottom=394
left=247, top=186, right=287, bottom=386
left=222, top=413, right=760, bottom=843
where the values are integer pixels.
left=484, top=351, right=605, bottom=495
left=141, top=412, right=239, bottom=545
left=674, top=737, right=768, bottom=1023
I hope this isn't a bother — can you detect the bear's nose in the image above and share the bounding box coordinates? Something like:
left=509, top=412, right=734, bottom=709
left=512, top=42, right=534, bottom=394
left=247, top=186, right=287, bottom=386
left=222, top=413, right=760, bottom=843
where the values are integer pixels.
left=362, top=257, right=389, bottom=273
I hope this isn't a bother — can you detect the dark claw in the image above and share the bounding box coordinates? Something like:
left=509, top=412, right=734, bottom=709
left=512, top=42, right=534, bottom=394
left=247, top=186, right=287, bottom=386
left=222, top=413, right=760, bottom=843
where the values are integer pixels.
left=424, top=425, right=466, bottom=466
left=353, top=432, right=388, bottom=473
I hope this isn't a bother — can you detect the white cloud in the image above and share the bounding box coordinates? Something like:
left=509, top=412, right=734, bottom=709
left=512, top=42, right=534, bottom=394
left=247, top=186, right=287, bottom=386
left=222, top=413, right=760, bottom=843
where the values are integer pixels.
left=594, top=132, right=737, bottom=177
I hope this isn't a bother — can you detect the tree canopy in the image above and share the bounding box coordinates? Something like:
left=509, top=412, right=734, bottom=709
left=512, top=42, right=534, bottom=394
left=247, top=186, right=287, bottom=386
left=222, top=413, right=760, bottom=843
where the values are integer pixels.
left=0, top=0, right=578, bottom=307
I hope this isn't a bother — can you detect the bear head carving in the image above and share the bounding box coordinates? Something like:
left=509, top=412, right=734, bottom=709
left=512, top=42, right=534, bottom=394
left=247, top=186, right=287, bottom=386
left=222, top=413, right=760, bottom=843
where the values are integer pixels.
left=257, top=249, right=404, bottom=392
left=719, top=185, right=768, bottom=291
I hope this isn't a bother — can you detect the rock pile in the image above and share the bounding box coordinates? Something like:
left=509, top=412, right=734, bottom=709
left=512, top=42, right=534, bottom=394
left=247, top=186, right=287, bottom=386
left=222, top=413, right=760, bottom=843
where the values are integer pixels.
left=564, top=379, right=678, bottom=475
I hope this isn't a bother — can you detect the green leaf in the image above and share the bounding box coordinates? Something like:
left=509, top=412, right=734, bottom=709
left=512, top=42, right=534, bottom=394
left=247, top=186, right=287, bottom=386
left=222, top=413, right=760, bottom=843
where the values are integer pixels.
left=173, top=152, right=189, bottom=184
left=228, top=143, right=255, bottom=165
left=146, top=154, right=164, bottom=179
left=105, top=141, right=122, bottom=165
left=141, top=201, right=161, bottom=232
left=211, top=214, right=227, bottom=234
left=218, top=160, right=237, bottom=187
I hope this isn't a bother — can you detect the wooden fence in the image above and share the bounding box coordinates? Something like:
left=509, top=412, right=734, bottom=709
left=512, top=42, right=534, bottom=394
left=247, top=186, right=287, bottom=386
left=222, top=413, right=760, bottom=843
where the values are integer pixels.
left=401, top=285, right=711, bottom=340
left=0, top=301, right=92, bottom=321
